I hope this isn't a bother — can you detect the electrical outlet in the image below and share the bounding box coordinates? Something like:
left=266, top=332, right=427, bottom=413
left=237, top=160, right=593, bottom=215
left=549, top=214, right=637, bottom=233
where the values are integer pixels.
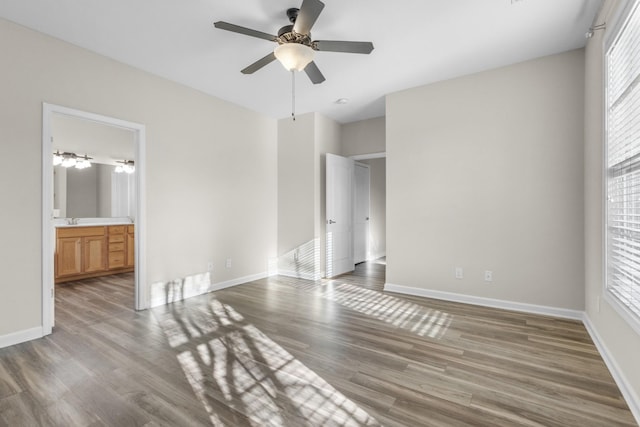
left=484, top=270, right=493, bottom=282
left=207, top=262, right=213, bottom=272
left=225, top=258, right=232, bottom=269
left=455, top=267, right=463, bottom=279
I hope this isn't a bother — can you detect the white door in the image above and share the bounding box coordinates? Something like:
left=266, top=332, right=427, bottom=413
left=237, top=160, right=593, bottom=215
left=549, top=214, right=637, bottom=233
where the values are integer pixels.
left=326, top=153, right=354, bottom=277
left=354, top=163, right=370, bottom=264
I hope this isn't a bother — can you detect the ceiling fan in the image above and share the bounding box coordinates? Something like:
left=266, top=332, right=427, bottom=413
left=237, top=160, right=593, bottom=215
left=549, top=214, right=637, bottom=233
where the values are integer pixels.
left=213, top=0, right=374, bottom=84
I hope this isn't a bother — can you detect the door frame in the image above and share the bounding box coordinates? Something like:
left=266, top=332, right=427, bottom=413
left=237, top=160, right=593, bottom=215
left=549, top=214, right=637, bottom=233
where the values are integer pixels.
left=42, top=103, right=147, bottom=335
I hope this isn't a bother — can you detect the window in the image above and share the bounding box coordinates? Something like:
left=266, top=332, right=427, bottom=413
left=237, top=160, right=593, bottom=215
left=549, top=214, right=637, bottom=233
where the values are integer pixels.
left=606, top=0, right=640, bottom=330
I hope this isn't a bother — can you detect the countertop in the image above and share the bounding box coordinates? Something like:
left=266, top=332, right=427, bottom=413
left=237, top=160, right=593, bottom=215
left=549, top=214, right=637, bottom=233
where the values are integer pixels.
left=54, top=218, right=134, bottom=228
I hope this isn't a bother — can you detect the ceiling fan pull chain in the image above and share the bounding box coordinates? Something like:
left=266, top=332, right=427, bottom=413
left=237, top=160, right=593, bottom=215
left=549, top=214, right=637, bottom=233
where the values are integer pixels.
left=292, top=70, right=296, bottom=121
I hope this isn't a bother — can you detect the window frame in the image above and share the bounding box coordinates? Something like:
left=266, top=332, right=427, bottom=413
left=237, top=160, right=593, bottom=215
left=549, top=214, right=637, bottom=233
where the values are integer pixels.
left=603, top=0, right=640, bottom=336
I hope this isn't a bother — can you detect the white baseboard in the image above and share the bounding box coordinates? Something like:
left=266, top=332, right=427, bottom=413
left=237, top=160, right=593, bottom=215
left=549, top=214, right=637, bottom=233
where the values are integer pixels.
left=0, top=326, right=43, bottom=349
left=367, top=252, right=386, bottom=262
left=583, top=314, right=640, bottom=425
left=383, top=283, right=583, bottom=320
left=210, top=271, right=270, bottom=292
left=150, top=271, right=269, bottom=308
left=278, top=269, right=321, bottom=281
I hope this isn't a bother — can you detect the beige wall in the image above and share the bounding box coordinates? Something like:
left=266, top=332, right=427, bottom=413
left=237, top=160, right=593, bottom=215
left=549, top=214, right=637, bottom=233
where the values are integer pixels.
left=277, top=113, right=316, bottom=256
left=584, top=0, right=640, bottom=411
left=277, top=112, right=341, bottom=279
left=315, top=113, right=342, bottom=276
left=277, top=114, right=318, bottom=279
left=341, top=117, right=385, bottom=157
left=386, top=49, right=585, bottom=310
left=0, top=18, right=277, bottom=336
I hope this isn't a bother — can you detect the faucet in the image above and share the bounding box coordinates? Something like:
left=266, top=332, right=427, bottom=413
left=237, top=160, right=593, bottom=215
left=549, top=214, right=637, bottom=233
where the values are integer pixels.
left=67, top=218, right=78, bottom=225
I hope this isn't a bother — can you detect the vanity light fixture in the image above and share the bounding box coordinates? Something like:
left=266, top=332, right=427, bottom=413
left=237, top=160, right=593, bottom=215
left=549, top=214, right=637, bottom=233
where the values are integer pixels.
left=53, top=151, right=92, bottom=169
left=75, top=155, right=92, bottom=169
left=115, top=160, right=135, bottom=174
left=53, top=151, right=63, bottom=166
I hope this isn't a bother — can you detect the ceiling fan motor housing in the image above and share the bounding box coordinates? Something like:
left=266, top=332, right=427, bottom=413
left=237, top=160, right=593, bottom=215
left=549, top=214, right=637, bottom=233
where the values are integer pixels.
left=278, top=7, right=314, bottom=46
left=286, top=8, right=299, bottom=23
left=277, top=24, right=312, bottom=46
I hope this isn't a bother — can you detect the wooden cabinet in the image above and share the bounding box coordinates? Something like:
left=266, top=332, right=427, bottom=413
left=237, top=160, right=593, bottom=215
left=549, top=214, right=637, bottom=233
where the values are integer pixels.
left=84, top=235, right=107, bottom=273
left=126, top=225, right=135, bottom=267
left=56, top=237, right=83, bottom=277
left=55, top=224, right=134, bottom=284
left=56, top=227, right=105, bottom=281
left=108, top=226, right=126, bottom=270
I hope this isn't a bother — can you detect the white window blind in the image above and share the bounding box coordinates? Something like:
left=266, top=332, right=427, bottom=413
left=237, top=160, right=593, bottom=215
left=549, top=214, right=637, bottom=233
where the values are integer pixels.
left=607, top=0, right=640, bottom=322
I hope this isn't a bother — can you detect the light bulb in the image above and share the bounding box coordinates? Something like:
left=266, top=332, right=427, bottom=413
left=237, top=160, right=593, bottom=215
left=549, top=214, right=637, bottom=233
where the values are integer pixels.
left=61, top=155, right=77, bottom=168
left=76, top=159, right=91, bottom=169
left=274, top=43, right=315, bottom=72
left=53, top=151, right=63, bottom=166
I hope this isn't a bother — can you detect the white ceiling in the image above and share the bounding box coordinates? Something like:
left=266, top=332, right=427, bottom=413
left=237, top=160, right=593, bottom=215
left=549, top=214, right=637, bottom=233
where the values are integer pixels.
left=0, top=0, right=601, bottom=123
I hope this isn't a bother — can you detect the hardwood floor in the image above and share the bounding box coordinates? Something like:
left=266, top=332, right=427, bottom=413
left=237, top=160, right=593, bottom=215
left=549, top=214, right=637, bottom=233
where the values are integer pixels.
left=0, top=262, right=636, bottom=426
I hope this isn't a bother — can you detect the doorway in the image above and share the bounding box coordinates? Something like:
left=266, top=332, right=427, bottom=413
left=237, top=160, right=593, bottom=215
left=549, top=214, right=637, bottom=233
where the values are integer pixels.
left=326, top=152, right=386, bottom=278
left=42, top=103, right=147, bottom=335
left=353, top=156, right=386, bottom=264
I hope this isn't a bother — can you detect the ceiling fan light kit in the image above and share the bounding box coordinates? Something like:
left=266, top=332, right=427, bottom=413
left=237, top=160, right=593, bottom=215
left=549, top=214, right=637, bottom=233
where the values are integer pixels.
left=274, top=43, right=315, bottom=72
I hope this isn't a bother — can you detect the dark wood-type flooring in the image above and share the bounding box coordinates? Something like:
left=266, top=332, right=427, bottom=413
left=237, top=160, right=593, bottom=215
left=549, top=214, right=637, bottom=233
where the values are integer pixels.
left=0, top=260, right=636, bottom=426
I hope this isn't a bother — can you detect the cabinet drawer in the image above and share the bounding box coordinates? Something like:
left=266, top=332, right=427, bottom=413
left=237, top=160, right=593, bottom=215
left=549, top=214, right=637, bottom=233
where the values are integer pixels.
left=109, top=235, right=125, bottom=243
left=57, top=226, right=105, bottom=238
left=109, top=225, right=126, bottom=235
left=109, top=242, right=125, bottom=252
left=108, top=252, right=125, bottom=268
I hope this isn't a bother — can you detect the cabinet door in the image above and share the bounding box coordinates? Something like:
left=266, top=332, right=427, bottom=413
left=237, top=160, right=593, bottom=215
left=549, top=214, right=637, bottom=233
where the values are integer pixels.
left=84, top=236, right=106, bottom=273
left=57, top=237, right=82, bottom=277
left=108, top=251, right=125, bottom=269
left=126, top=231, right=135, bottom=267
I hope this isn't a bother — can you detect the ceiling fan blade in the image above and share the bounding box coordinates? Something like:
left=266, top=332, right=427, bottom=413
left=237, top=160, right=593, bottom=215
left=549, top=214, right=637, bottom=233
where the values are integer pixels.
left=314, top=40, right=374, bottom=54
left=304, top=61, right=325, bottom=84
left=214, top=21, right=277, bottom=42
left=241, top=52, right=277, bottom=74
left=293, top=0, right=325, bottom=35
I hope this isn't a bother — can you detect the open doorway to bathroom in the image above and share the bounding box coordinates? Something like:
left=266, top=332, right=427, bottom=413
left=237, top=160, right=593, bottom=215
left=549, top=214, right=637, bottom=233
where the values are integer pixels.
left=42, top=104, right=146, bottom=335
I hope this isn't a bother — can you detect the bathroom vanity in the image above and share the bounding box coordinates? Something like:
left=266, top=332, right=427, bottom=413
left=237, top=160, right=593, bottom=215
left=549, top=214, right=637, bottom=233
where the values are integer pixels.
left=55, top=223, right=134, bottom=283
